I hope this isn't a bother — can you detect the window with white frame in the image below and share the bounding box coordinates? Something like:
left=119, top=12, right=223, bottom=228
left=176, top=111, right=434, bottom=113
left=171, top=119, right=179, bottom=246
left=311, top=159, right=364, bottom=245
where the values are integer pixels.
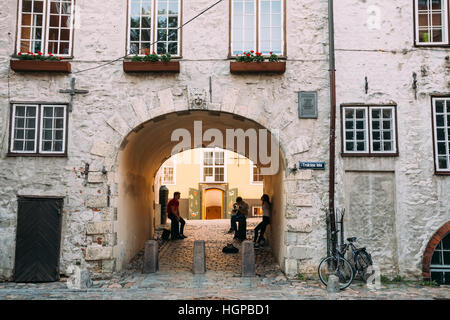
left=430, top=234, right=450, bottom=285
left=202, top=150, right=226, bottom=183
left=231, top=0, right=284, bottom=55
left=128, top=0, right=181, bottom=56
left=342, top=105, right=397, bottom=155
left=10, top=104, right=67, bottom=155
left=16, top=0, right=74, bottom=56
left=250, top=163, right=264, bottom=184
left=163, top=167, right=175, bottom=184
left=433, top=97, right=450, bottom=173
left=415, top=0, right=449, bottom=45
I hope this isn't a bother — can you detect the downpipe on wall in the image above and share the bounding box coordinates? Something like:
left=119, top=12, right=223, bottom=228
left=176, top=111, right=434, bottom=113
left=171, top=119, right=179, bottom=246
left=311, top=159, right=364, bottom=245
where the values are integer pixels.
left=328, top=0, right=338, bottom=254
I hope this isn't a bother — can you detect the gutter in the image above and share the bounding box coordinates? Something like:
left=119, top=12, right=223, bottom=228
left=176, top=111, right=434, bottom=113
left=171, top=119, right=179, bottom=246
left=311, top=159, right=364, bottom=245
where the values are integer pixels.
left=328, top=0, right=337, bottom=253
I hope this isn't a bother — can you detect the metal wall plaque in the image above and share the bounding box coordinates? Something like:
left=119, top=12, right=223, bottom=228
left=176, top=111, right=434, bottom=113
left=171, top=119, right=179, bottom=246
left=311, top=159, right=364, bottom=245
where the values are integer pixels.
left=298, top=91, right=318, bottom=119
left=299, top=162, right=326, bottom=170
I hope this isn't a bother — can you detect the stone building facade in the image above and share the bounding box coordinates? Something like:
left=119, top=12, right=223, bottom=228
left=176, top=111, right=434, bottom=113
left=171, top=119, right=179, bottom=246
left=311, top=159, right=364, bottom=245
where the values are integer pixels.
left=0, top=0, right=448, bottom=282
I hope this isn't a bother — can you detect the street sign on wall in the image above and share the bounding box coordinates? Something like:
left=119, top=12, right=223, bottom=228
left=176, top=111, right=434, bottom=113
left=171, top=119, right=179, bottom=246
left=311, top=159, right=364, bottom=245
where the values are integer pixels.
left=299, top=162, right=326, bottom=170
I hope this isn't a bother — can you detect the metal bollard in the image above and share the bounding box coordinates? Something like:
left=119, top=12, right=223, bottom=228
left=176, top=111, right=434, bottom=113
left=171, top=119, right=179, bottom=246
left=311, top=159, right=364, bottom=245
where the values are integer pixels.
left=242, top=241, right=255, bottom=277
left=143, top=240, right=159, bottom=273
left=193, top=240, right=206, bottom=274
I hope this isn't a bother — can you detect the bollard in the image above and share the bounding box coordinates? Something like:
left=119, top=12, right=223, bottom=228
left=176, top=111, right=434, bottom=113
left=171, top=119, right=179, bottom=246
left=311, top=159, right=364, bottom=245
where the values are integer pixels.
left=143, top=240, right=159, bottom=273
left=193, top=240, right=206, bottom=274
left=242, top=241, right=255, bottom=277
left=67, top=263, right=92, bottom=290
left=327, top=275, right=340, bottom=293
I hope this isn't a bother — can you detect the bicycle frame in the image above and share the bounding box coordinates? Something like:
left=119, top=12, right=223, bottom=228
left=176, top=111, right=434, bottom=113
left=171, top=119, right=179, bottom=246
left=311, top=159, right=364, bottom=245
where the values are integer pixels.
left=340, top=242, right=366, bottom=275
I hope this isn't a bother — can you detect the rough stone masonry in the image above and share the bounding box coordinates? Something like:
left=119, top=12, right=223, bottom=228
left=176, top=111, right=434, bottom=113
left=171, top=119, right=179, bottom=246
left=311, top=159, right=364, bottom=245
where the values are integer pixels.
left=0, top=0, right=448, bottom=282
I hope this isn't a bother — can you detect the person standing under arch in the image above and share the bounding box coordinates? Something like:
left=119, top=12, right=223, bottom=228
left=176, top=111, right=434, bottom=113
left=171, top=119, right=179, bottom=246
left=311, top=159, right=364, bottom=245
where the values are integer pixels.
left=254, top=194, right=271, bottom=248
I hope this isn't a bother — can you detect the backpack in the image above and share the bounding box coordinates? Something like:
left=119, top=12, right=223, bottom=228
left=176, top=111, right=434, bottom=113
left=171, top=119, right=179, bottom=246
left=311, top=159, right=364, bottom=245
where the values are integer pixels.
left=222, top=243, right=239, bottom=254
left=162, top=229, right=170, bottom=241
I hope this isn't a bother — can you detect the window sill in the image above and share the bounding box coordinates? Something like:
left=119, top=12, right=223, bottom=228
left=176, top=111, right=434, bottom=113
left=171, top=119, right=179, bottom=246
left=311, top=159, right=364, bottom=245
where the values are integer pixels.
left=435, top=171, right=450, bottom=176
left=341, top=153, right=399, bottom=158
left=123, top=61, right=180, bottom=73
left=230, top=61, right=286, bottom=74
left=10, top=60, right=72, bottom=73
left=414, top=44, right=450, bottom=48
left=7, top=153, right=68, bottom=158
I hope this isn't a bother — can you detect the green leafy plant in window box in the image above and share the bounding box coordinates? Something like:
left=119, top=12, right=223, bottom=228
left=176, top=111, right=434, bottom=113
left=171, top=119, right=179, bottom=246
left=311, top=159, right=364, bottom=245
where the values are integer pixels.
left=10, top=51, right=71, bottom=73
left=16, top=51, right=63, bottom=61
left=124, top=52, right=179, bottom=73
left=231, top=50, right=285, bottom=74
left=131, top=52, right=172, bottom=63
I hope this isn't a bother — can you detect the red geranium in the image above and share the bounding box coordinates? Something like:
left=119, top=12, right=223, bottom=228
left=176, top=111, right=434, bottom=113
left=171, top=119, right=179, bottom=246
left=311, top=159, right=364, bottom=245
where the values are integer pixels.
left=18, top=52, right=22, bottom=55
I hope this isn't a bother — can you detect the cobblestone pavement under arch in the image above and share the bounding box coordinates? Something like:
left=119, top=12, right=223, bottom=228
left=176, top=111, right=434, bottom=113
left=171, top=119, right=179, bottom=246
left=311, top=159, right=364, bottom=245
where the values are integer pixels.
left=0, top=219, right=450, bottom=300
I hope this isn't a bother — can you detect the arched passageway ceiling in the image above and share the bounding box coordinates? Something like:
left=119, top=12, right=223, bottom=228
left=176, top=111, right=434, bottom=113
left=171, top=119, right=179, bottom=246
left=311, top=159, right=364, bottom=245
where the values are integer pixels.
left=120, top=110, right=284, bottom=177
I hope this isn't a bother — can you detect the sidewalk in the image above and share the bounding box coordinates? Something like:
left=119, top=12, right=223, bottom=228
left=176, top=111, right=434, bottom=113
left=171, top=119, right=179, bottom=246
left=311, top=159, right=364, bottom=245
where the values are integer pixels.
left=0, top=219, right=449, bottom=300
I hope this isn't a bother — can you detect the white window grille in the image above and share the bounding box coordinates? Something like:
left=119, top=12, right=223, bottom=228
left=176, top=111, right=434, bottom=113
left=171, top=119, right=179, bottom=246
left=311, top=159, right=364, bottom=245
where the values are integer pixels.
left=16, top=0, right=74, bottom=56
left=202, top=149, right=226, bottom=183
left=430, top=234, right=450, bottom=285
left=342, top=106, right=397, bottom=155
left=250, top=162, right=264, bottom=184
left=433, top=97, right=450, bottom=172
left=10, top=105, right=38, bottom=153
left=231, top=0, right=284, bottom=55
left=10, top=104, right=67, bottom=155
left=128, top=0, right=181, bottom=56
left=415, top=0, right=449, bottom=45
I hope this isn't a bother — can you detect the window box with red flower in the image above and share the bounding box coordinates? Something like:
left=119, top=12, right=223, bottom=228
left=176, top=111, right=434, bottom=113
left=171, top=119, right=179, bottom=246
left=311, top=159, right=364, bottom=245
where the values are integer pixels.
left=123, top=53, right=180, bottom=73
left=10, top=52, right=71, bottom=73
left=230, top=51, right=286, bottom=74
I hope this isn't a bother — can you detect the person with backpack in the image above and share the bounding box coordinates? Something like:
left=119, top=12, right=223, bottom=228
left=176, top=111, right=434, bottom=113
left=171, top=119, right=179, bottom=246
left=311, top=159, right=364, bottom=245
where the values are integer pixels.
left=254, top=194, right=271, bottom=248
left=167, top=192, right=187, bottom=240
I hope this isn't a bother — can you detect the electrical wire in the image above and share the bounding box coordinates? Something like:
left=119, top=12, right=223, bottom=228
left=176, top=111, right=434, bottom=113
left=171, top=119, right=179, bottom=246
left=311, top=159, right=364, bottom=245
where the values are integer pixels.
left=73, top=0, right=225, bottom=75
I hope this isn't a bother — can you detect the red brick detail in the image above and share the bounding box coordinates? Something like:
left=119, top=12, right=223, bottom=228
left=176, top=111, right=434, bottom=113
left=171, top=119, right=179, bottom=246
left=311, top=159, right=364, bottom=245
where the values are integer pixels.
left=422, top=221, right=450, bottom=279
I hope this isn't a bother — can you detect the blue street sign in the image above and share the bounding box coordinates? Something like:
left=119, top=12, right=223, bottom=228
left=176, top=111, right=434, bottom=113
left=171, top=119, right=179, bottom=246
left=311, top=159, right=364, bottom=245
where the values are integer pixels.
left=299, top=162, right=326, bottom=170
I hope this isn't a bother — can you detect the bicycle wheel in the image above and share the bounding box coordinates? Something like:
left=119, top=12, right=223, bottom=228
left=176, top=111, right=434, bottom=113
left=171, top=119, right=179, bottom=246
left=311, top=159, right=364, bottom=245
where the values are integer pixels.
left=318, top=256, right=354, bottom=290
left=355, top=250, right=373, bottom=282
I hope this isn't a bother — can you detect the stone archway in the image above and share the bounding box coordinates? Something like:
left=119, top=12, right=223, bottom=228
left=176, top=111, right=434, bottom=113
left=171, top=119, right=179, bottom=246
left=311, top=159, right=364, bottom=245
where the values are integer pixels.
left=111, top=110, right=287, bottom=272
left=422, top=221, right=450, bottom=279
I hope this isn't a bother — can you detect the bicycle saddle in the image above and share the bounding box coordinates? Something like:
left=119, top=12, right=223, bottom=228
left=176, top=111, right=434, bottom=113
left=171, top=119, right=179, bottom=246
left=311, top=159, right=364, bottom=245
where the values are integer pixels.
left=347, top=237, right=357, bottom=242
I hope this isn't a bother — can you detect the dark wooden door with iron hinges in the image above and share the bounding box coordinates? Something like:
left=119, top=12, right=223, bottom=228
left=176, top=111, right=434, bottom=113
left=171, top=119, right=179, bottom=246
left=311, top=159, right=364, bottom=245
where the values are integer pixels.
left=14, top=197, right=63, bottom=282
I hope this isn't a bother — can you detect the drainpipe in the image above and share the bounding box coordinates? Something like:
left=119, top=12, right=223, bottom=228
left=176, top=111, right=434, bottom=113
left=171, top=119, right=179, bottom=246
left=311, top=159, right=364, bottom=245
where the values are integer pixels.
left=328, top=0, right=337, bottom=254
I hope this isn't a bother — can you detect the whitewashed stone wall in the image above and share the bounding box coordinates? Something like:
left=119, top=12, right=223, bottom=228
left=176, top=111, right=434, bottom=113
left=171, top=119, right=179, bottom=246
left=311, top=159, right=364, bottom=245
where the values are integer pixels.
left=335, top=0, right=450, bottom=278
left=0, top=0, right=331, bottom=279
left=1, top=0, right=447, bottom=281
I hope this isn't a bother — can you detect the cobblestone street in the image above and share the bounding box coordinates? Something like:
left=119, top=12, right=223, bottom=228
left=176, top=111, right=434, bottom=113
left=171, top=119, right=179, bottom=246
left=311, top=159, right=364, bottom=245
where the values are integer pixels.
left=0, top=219, right=449, bottom=300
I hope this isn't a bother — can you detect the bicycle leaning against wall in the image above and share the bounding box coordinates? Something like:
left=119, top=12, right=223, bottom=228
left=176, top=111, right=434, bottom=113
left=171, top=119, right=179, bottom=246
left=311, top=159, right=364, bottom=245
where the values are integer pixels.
left=318, top=231, right=374, bottom=290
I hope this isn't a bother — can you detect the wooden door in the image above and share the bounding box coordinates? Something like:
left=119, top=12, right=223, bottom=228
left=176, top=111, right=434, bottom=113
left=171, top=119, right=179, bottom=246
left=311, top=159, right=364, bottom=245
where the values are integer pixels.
left=14, top=197, right=63, bottom=282
left=206, top=206, right=222, bottom=220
